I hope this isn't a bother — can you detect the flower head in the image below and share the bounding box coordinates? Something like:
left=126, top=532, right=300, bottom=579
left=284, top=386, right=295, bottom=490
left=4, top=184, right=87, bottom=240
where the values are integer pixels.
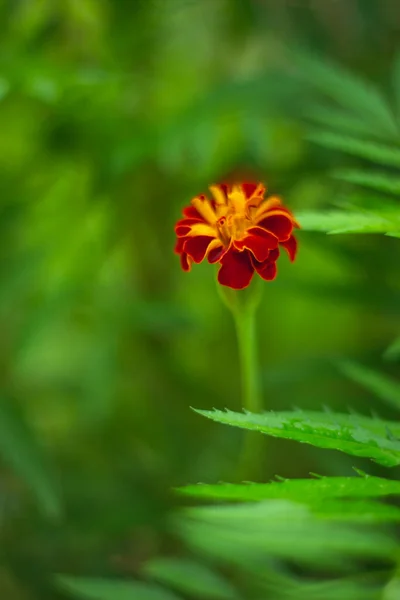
left=174, top=182, right=299, bottom=290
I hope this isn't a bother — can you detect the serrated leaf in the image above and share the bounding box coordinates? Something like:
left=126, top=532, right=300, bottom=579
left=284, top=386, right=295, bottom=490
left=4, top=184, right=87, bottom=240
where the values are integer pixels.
left=55, top=576, right=181, bottom=600
left=142, top=558, right=239, bottom=600
left=338, top=361, right=400, bottom=411
left=179, top=478, right=400, bottom=522
left=176, top=500, right=397, bottom=569
left=307, top=131, right=400, bottom=167
left=0, top=396, right=61, bottom=518
left=297, top=210, right=400, bottom=235
left=178, top=475, right=400, bottom=502
left=333, top=169, right=400, bottom=195
left=194, top=408, right=400, bottom=467
left=294, top=51, right=398, bottom=138
left=384, top=337, right=400, bottom=362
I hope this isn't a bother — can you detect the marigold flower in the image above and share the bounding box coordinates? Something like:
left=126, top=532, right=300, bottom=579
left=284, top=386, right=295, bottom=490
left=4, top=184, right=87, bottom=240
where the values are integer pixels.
left=174, top=182, right=299, bottom=290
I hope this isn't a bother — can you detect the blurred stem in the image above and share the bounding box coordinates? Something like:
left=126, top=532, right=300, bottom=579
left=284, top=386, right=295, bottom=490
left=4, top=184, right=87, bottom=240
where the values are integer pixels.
left=233, top=300, right=261, bottom=415
left=218, top=281, right=264, bottom=481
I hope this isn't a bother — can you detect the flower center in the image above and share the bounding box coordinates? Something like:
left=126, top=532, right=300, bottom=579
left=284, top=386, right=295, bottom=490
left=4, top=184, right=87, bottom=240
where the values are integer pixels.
left=216, top=207, right=252, bottom=246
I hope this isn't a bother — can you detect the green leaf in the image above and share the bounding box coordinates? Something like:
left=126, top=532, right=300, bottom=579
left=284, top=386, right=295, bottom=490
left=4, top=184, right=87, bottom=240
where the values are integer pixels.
left=0, top=395, right=61, bottom=518
left=311, top=500, right=400, bottom=522
left=194, top=408, right=400, bottom=467
left=142, top=558, right=239, bottom=599
left=176, top=500, right=397, bottom=569
left=392, top=51, right=400, bottom=122
left=333, top=169, right=400, bottom=195
left=178, top=474, right=400, bottom=502
left=178, top=476, right=400, bottom=523
left=384, top=337, right=400, bottom=362
left=307, top=131, right=400, bottom=167
left=262, top=570, right=384, bottom=600
left=296, top=209, right=400, bottom=235
left=383, top=576, right=400, bottom=600
left=55, top=576, right=181, bottom=600
left=303, top=105, right=384, bottom=140
left=294, top=51, right=398, bottom=137
left=338, top=361, right=400, bottom=411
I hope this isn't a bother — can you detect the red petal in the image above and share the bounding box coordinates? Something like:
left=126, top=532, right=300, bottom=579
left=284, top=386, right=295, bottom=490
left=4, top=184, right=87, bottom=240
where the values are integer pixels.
left=175, top=225, right=190, bottom=236
left=241, top=183, right=258, bottom=198
left=183, top=206, right=202, bottom=219
left=175, top=218, right=205, bottom=236
left=174, top=237, right=186, bottom=254
left=253, top=258, right=277, bottom=281
left=234, top=226, right=278, bottom=262
left=208, top=244, right=226, bottom=264
left=217, top=249, right=254, bottom=290
left=268, top=248, right=280, bottom=262
left=180, top=252, right=191, bottom=272
left=183, top=236, right=215, bottom=263
left=280, top=235, right=298, bottom=262
left=258, top=214, right=293, bottom=241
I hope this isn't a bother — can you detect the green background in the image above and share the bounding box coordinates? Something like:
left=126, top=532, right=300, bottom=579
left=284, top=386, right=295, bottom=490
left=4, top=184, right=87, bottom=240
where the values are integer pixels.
left=1, top=0, right=400, bottom=598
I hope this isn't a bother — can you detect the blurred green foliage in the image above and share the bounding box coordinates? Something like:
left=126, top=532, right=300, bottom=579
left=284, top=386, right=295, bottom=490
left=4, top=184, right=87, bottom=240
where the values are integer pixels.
left=2, top=0, right=400, bottom=598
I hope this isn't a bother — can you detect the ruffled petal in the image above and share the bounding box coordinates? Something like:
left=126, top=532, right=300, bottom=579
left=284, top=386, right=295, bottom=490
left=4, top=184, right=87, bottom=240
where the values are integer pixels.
left=268, top=247, right=280, bottom=262
left=174, top=237, right=186, bottom=254
left=175, top=217, right=205, bottom=235
left=184, top=235, right=217, bottom=264
left=207, top=242, right=226, bottom=264
left=258, top=214, right=293, bottom=241
left=280, top=234, right=298, bottom=262
left=180, top=252, right=192, bottom=272
left=252, top=257, right=277, bottom=281
left=217, top=249, right=254, bottom=290
left=234, top=226, right=279, bottom=262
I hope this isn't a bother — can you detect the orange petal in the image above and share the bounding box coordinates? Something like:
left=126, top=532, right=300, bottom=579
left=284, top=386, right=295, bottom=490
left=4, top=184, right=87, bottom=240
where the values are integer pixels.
left=209, top=184, right=229, bottom=206
left=191, top=194, right=218, bottom=224
left=255, top=196, right=283, bottom=219
left=176, top=222, right=216, bottom=238
left=227, top=184, right=247, bottom=213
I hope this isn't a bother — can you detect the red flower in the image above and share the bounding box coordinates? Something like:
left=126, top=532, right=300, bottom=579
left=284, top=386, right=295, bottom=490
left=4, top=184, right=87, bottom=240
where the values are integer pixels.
left=174, top=182, right=299, bottom=290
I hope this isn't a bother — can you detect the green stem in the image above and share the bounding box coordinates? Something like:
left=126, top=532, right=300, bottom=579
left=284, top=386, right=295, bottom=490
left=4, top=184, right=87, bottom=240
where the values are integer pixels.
left=218, top=282, right=264, bottom=481
left=233, top=305, right=261, bottom=416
